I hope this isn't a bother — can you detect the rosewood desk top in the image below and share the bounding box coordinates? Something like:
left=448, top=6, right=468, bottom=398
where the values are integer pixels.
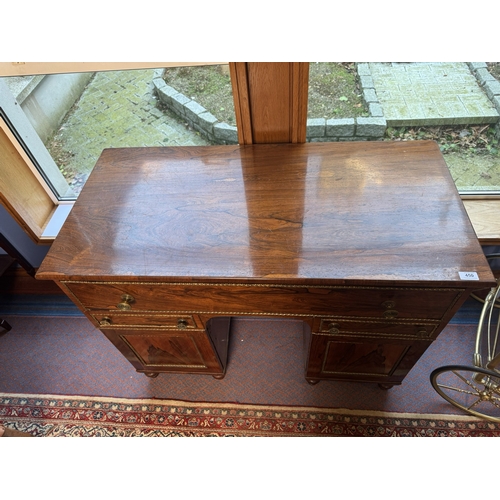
left=37, top=141, right=495, bottom=289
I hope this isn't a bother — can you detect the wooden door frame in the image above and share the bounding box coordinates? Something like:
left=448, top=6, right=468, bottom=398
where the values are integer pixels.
left=230, top=62, right=309, bottom=144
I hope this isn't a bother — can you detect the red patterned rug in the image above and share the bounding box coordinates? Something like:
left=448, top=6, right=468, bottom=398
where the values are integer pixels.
left=1, top=393, right=499, bottom=437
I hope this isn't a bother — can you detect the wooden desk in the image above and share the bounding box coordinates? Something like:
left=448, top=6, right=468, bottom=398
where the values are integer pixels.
left=36, top=142, right=495, bottom=386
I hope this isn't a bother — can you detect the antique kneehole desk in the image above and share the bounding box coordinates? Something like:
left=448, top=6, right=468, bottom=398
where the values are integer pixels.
left=36, top=142, right=495, bottom=387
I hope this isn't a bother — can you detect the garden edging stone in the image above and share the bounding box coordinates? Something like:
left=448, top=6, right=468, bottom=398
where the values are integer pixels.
left=153, top=64, right=500, bottom=144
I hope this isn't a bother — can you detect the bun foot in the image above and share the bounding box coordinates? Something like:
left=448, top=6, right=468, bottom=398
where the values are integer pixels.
left=212, top=374, right=225, bottom=380
left=306, top=378, right=320, bottom=385
left=144, top=372, right=159, bottom=378
left=378, top=383, right=394, bottom=390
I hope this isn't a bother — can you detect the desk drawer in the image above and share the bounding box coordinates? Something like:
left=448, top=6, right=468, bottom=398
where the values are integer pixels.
left=63, top=282, right=463, bottom=321
left=314, top=317, right=437, bottom=340
left=90, top=312, right=201, bottom=330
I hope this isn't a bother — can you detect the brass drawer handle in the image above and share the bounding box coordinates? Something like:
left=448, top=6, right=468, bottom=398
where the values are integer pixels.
left=382, top=300, right=396, bottom=309
left=328, top=323, right=340, bottom=334
left=417, top=327, right=429, bottom=339
left=117, top=294, right=134, bottom=311
left=383, top=309, right=399, bottom=319
left=177, top=319, right=189, bottom=330
left=382, top=301, right=398, bottom=319
left=100, top=317, right=112, bottom=326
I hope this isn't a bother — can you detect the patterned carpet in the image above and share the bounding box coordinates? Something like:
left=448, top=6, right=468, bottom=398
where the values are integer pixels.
left=2, top=392, right=499, bottom=437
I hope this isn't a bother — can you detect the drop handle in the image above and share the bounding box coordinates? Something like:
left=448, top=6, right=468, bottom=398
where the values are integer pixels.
left=328, top=323, right=340, bottom=334
left=100, top=317, right=112, bottom=326
left=382, top=301, right=396, bottom=309
left=117, top=294, right=134, bottom=310
left=177, top=319, right=189, bottom=330
left=416, top=328, right=428, bottom=339
left=381, top=300, right=398, bottom=319
left=383, top=310, right=399, bottom=319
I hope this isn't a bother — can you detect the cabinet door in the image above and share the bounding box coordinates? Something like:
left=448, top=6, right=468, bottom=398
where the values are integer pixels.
left=305, top=333, right=429, bottom=385
left=103, top=327, right=226, bottom=376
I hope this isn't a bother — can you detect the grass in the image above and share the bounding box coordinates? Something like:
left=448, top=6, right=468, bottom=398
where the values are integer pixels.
left=307, top=62, right=368, bottom=118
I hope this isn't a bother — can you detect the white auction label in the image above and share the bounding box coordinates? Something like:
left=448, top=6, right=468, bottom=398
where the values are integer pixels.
left=459, top=271, right=479, bottom=280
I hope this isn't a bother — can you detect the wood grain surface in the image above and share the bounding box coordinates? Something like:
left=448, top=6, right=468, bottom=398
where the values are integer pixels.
left=37, top=141, right=494, bottom=287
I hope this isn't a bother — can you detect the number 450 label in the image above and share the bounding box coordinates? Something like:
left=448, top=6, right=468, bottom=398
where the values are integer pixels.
left=459, top=271, right=479, bottom=280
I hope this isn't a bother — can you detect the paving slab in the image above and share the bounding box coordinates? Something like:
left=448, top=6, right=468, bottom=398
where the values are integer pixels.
left=46, top=68, right=210, bottom=193
left=369, top=62, right=499, bottom=126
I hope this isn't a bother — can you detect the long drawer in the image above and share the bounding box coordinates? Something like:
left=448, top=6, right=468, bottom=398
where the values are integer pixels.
left=63, top=281, right=464, bottom=321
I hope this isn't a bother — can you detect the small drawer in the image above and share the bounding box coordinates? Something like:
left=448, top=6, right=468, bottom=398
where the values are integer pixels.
left=314, top=317, right=437, bottom=340
left=65, top=283, right=167, bottom=311
left=90, top=312, right=201, bottom=330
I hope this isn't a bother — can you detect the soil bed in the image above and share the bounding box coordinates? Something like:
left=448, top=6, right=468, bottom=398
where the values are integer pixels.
left=384, top=124, right=498, bottom=157
left=307, top=62, right=368, bottom=118
left=163, top=65, right=236, bottom=125
left=487, top=62, right=500, bottom=80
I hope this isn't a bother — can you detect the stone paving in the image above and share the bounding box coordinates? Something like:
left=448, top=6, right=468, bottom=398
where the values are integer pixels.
left=358, top=62, right=500, bottom=191
left=45, top=64, right=499, bottom=194
left=445, top=153, right=500, bottom=191
left=47, top=68, right=209, bottom=193
left=368, top=62, right=499, bottom=126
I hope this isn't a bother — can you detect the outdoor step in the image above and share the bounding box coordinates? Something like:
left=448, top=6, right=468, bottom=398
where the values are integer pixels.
left=0, top=75, right=44, bottom=104
left=368, top=62, right=499, bottom=127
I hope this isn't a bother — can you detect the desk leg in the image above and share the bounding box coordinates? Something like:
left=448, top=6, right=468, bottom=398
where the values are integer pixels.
left=378, top=383, right=394, bottom=390
left=306, top=379, right=320, bottom=385
left=206, top=317, right=231, bottom=380
left=0, top=319, right=11, bottom=334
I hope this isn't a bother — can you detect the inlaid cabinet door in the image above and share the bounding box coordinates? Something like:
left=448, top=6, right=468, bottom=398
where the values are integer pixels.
left=103, top=328, right=225, bottom=376
left=306, top=334, right=430, bottom=384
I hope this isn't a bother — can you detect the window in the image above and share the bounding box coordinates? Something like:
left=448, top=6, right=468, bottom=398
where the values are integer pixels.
left=1, top=62, right=500, bottom=246
left=0, top=63, right=235, bottom=200
left=306, top=62, right=500, bottom=195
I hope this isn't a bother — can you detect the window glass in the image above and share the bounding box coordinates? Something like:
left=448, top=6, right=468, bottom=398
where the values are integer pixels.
left=0, top=64, right=236, bottom=200
left=307, top=62, right=500, bottom=194
left=2, top=62, right=499, bottom=198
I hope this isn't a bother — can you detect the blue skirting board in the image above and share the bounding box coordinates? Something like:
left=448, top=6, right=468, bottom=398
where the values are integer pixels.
left=0, top=294, right=83, bottom=317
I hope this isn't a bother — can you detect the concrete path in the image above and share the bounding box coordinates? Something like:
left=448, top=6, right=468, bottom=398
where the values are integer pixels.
left=368, top=62, right=499, bottom=126
left=358, top=62, right=500, bottom=191
left=47, top=68, right=209, bottom=193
